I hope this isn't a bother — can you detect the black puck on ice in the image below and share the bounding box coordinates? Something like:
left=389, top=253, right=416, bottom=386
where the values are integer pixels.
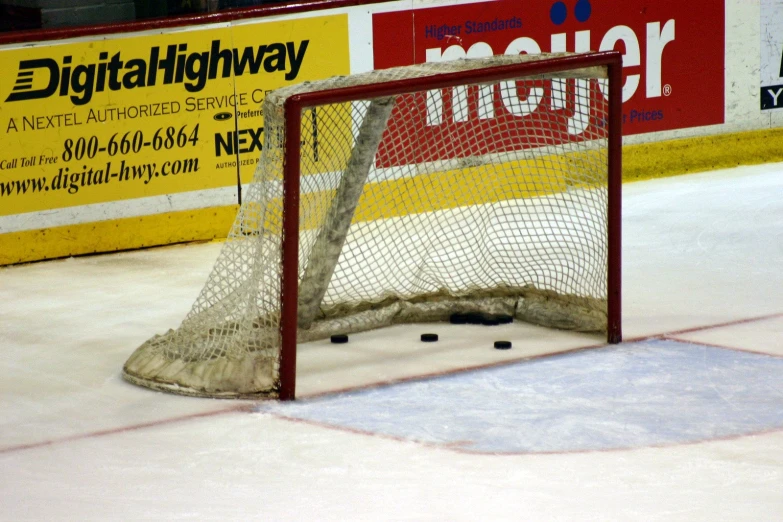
left=494, top=340, right=512, bottom=350
left=465, top=312, right=485, bottom=325
left=449, top=313, right=468, bottom=324
left=330, top=334, right=349, bottom=344
left=481, top=316, right=500, bottom=326
left=420, top=333, right=439, bottom=342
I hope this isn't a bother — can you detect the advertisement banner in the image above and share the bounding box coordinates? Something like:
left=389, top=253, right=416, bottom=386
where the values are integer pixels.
left=0, top=14, right=350, bottom=217
left=761, top=0, right=783, bottom=110
left=373, top=0, right=724, bottom=137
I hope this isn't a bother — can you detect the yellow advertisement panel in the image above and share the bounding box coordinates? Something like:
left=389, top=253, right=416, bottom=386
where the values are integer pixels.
left=0, top=14, right=350, bottom=217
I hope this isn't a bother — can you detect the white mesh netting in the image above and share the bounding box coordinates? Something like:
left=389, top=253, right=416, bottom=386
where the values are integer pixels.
left=123, top=53, right=613, bottom=398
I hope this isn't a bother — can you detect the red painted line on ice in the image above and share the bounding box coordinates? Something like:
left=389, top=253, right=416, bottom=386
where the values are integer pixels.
left=451, top=425, right=783, bottom=456
left=0, top=404, right=254, bottom=455
left=3, top=311, right=781, bottom=454
left=298, top=311, right=783, bottom=400
left=262, top=411, right=783, bottom=457
left=297, top=341, right=608, bottom=400
left=627, top=312, right=783, bottom=342
left=662, top=335, right=783, bottom=358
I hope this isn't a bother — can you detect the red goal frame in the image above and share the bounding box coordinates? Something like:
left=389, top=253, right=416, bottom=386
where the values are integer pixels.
left=279, top=51, right=623, bottom=399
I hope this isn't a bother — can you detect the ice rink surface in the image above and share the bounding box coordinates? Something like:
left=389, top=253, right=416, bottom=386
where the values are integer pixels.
left=1, top=162, right=782, bottom=521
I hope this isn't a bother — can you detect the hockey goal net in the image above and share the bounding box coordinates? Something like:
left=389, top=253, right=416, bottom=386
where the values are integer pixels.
left=123, top=51, right=623, bottom=400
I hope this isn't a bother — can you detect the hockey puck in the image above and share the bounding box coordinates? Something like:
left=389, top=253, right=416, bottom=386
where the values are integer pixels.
left=449, top=313, right=468, bottom=324
left=495, top=314, right=513, bottom=324
left=330, top=334, right=349, bottom=344
left=494, top=340, right=512, bottom=350
left=465, top=312, right=485, bottom=325
left=420, top=333, right=439, bottom=342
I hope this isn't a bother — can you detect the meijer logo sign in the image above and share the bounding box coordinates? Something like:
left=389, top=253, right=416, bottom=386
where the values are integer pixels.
left=374, top=0, right=724, bottom=142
